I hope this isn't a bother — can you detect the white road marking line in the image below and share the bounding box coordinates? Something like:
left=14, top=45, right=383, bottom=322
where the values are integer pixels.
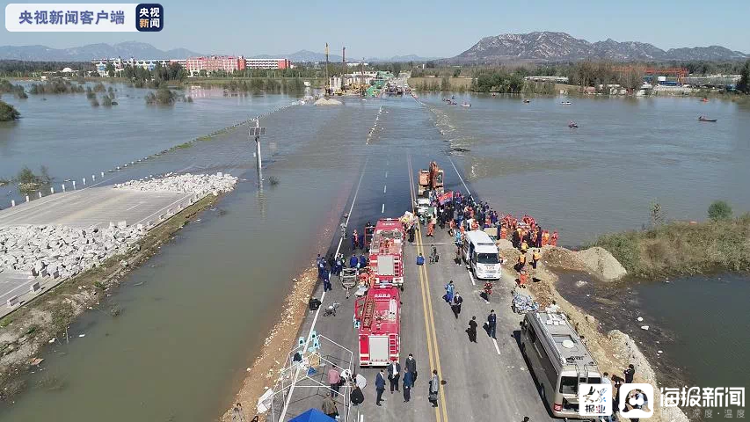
left=492, top=338, right=501, bottom=355
left=381, top=203, right=385, bottom=214
left=279, top=156, right=369, bottom=421
left=468, top=271, right=475, bottom=286
left=385, top=171, right=388, bottom=178
left=448, top=156, right=471, bottom=195
left=383, top=185, right=387, bottom=194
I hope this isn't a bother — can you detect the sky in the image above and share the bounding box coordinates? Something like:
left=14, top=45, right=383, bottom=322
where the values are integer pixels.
left=2, top=0, right=750, bottom=58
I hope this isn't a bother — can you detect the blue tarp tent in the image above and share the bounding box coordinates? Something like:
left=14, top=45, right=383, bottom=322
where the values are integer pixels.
left=289, top=408, right=336, bottom=422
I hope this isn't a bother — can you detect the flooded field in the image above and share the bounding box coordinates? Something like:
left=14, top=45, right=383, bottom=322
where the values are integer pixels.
left=2, top=92, right=749, bottom=421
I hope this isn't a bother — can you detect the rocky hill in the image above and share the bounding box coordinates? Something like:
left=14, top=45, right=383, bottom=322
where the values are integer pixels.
left=450, top=31, right=748, bottom=63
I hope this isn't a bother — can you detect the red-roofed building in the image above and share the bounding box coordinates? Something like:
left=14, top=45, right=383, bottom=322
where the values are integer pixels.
left=185, top=56, right=246, bottom=75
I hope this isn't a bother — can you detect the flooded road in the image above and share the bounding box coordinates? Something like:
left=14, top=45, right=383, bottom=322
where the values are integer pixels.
left=422, top=94, right=750, bottom=246
left=0, top=98, right=379, bottom=422
left=2, top=92, right=749, bottom=420
left=0, top=84, right=296, bottom=203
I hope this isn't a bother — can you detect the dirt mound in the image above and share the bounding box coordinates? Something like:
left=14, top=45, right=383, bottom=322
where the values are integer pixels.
left=313, top=98, right=342, bottom=106
left=540, top=246, right=586, bottom=271
left=575, top=247, right=627, bottom=281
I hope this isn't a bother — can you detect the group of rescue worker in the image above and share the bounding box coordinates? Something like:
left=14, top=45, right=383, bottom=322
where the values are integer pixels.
left=422, top=191, right=559, bottom=289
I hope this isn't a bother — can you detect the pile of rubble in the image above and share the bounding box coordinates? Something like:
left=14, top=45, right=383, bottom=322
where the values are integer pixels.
left=0, top=223, right=145, bottom=280
left=114, top=172, right=238, bottom=197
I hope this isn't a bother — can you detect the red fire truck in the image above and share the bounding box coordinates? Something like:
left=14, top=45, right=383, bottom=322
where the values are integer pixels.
left=368, top=219, right=405, bottom=287
left=354, top=285, right=401, bottom=366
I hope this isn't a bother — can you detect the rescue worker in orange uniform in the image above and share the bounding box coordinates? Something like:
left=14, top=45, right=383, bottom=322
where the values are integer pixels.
left=515, top=254, right=526, bottom=272
left=520, top=240, right=529, bottom=254
left=551, top=231, right=558, bottom=246
left=542, top=230, right=550, bottom=246
left=517, top=269, right=528, bottom=288
left=532, top=249, right=541, bottom=269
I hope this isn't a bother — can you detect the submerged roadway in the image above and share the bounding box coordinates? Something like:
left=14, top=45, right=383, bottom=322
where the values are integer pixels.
left=275, top=97, right=555, bottom=422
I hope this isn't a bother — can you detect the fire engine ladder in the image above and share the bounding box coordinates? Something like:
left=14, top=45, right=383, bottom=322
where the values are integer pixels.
left=362, top=296, right=375, bottom=328
left=388, top=299, right=399, bottom=356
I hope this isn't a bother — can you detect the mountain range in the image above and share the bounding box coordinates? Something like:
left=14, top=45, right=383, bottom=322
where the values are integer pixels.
left=0, top=42, right=202, bottom=61
left=450, top=31, right=749, bottom=63
left=0, top=42, right=438, bottom=63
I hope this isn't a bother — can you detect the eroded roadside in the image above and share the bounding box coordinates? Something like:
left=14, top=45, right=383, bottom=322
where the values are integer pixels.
left=0, top=193, right=225, bottom=401
left=220, top=172, right=356, bottom=422
left=499, top=244, right=689, bottom=422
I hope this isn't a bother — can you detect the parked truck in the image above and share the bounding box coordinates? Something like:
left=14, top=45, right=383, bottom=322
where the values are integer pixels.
left=368, top=219, right=405, bottom=287
left=354, top=285, right=401, bottom=366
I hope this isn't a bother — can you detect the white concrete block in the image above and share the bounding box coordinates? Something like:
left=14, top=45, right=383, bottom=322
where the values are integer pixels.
left=7, top=296, right=20, bottom=308
left=30, top=282, right=41, bottom=294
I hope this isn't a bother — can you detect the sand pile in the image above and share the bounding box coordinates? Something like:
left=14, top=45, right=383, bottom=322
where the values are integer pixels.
left=314, top=98, right=342, bottom=106
left=575, top=246, right=627, bottom=281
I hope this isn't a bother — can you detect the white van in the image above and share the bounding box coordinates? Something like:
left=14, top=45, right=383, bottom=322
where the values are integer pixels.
left=461, top=230, right=501, bottom=280
left=520, top=312, right=603, bottom=418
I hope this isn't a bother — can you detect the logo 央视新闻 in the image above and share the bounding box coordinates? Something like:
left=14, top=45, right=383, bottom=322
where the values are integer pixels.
left=135, top=3, right=163, bottom=32
left=579, top=382, right=613, bottom=417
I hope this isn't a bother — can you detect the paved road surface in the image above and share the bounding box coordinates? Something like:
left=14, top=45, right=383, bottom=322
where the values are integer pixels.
left=275, top=146, right=554, bottom=422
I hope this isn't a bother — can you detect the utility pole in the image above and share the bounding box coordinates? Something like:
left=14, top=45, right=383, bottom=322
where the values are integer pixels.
left=250, top=119, right=266, bottom=185
left=360, top=57, right=365, bottom=96
left=342, top=46, right=346, bottom=92
left=325, top=43, right=329, bottom=96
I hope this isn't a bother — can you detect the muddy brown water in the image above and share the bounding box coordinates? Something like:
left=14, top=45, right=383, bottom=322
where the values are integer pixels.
left=2, top=93, right=750, bottom=420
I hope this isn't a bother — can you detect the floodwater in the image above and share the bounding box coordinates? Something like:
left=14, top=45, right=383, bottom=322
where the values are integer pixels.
left=421, top=94, right=750, bottom=246
left=2, top=91, right=750, bottom=421
left=557, top=272, right=750, bottom=398
left=0, top=96, right=379, bottom=422
left=0, top=83, right=295, bottom=203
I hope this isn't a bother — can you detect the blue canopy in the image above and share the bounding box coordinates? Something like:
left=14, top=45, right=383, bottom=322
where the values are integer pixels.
left=289, top=408, right=336, bottom=422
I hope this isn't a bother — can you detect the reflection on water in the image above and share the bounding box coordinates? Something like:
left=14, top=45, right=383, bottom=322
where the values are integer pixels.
left=0, top=99, right=379, bottom=422
left=557, top=273, right=750, bottom=397
left=421, top=94, right=750, bottom=246
left=0, top=84, right=296, bottom=201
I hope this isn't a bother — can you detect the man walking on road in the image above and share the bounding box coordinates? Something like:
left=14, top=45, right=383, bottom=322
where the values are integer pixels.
left=405, top=353, right=417, bottom=382
left=322, top=268, right=332, bottom=292
left=403, top=367, right=413, bottom=402
left=451, top=292, right=463, bottom=319
left=428, top=369, right=440, bottom=408
left=467, top=316, right=478, bottom=342
left=487, top=310, right=497, bottom=339
left=375, top=369, right=386, bottom=406
left=322, top=393, right=338, bottom=419
left=388, top=359, right=401, bottom=394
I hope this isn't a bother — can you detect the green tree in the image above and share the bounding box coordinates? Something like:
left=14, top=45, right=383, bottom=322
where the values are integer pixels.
left=105, top=62, right=115, bottom=78
left=0, top=100, right=20, bottom=121
left=737, top=60, right=750, bottom=94
left=708, top=200, right=732, bottom=221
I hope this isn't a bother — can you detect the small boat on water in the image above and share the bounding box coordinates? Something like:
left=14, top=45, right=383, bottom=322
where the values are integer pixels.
left=701, top=98, right=709, bottom=103
left=568, top=121, right=578, bottom=128
left=523, top=99, right=531, bottom=103
left=462, top=102, right=471, bottom=108
left=698, top=116, right=717, bottom=122
left=561, top=101, right=572, bottom=105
